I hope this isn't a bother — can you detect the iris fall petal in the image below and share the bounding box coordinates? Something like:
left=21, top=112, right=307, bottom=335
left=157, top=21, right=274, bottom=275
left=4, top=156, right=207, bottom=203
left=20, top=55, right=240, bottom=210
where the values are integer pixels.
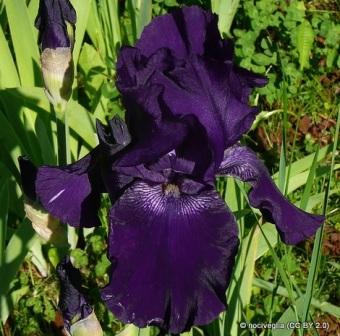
left=218, top=145, right=324, bottom=244
left=101, top=180, right=239, bottom=333
left=19, top=117, right=133, bottom=228
left=35, top=148, right=103, bottom=228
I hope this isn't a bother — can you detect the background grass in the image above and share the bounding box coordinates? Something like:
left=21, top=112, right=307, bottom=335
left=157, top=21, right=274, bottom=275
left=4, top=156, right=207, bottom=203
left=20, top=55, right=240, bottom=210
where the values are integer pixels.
left=0, top=0, right=339, bottom=335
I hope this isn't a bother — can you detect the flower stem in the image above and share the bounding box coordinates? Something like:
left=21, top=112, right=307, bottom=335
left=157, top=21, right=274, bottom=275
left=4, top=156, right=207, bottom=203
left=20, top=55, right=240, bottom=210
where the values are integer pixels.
left=55, top=104, right=69, bottom=166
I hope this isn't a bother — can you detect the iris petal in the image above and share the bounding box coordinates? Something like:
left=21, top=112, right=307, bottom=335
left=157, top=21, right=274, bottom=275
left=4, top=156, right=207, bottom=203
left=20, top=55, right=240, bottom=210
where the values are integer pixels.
left=101, top=181, right=239, bottom=333
left=19, top=156, right=38, bottom=201
left=96, top=116, right=131, bottom=156
left=218, top=145, right=324, bottom=244
left=116, top=83, right=189, bottom=167
left=19, top=154, right=102, bottom=228
left=19, top=117, right=133, bottom=228
left=135, top=6, right=221, bottom=59
left=35, top=0, right=76, bottom=49
left=35, top=147, right=103, bottom=228
left=116, top=7, right=267, bottom=178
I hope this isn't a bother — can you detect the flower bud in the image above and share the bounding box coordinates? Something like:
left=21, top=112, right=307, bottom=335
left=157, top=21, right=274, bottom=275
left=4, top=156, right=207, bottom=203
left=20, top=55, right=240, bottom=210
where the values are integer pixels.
left=57, top=257, right=103, bottom=336
left=35, top=0, right=76, bottom=109
left=40, top=47, right=74, bottom=110
left=24, top=200, right=66, bottom=245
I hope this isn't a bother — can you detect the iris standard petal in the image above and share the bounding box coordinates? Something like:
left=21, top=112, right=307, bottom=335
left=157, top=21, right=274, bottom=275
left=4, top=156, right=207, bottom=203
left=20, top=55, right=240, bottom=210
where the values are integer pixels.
left=218, top=145, right=324, bottom=244
left=35, top=147, right=103, bottom=228
left=135, top=6, right=221, bottom=59
left=115, top=83, right=189, bottom=166
left=101, top=181, right=239, bottom=333
left=159, top=55, right=267, bottom=152
left=117, top=48, right=267, bottom=179
left=117, top=48, right=190, bottom=167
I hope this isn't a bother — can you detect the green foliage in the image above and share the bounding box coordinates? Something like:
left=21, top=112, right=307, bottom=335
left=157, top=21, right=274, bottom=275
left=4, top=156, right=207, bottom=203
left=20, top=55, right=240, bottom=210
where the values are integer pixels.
left=71, top=248, right=89, bottom=269
left=233, top=0, right=339, bottom=106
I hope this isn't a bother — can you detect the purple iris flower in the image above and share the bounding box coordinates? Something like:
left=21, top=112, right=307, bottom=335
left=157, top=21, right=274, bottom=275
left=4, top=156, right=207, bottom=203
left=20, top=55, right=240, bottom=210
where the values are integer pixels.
left=19, top=5, right=324, bottom=334
left=35, top=0, right=76, bottom=50
left=103, top=6, right=323, bottom=332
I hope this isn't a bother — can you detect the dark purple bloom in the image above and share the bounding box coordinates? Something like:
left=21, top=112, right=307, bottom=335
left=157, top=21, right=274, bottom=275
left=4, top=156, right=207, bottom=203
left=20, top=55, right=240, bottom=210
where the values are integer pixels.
left=98, top=6, right=323, bottom=331
left=35, top=0, right=76, bottom=50
left=56, top=256, right=92, bottom=331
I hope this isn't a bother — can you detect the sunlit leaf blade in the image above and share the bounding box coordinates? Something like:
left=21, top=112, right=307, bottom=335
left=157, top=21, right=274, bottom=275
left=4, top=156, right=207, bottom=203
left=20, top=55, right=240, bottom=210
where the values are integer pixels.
left=86, top=0, right=106, bottom=57
left=301, top=107, right=340, bottom=324
left=300, top=146, right=319, bottom=210
left=71, top=0, right=93, bottom=66
left=215, top=0, right=240, bottom=38
left=67, top=100, right=97, bottom=147
left=0, top=25, right=20, bottom=88
left=3, top=0, right=42, bottom=86
left=127, top=0, right=152, bottom=40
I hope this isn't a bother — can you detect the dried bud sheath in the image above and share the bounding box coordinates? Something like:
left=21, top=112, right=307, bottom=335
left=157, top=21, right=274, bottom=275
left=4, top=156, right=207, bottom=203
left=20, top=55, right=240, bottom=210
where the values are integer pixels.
left=24, top=201, right=65, bottom=244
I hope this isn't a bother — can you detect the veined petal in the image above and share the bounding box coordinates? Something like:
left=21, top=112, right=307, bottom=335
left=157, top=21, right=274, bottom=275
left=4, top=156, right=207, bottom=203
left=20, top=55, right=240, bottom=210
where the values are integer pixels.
left=101, top=181, right=239, bottom=333
left=218, top=145, right=324, bottom=244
